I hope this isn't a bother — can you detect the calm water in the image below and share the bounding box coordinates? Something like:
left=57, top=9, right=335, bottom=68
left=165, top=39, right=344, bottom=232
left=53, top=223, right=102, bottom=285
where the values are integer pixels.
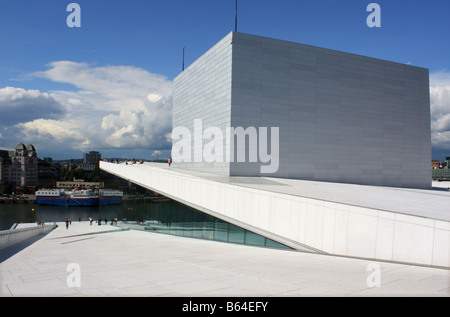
left=0, top=198, right=291, bottom=250
left=0, top=200, right=175, bottom=230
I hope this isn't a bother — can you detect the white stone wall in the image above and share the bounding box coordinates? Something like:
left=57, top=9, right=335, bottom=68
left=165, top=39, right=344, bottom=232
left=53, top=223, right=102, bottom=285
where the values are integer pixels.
left=229, top=32, right=431, bottom=188
left=100, top=162, right=450, bottom=268
left=172, top=32, right=233, bottom=175
left=0, top=224, right=57, bottom=251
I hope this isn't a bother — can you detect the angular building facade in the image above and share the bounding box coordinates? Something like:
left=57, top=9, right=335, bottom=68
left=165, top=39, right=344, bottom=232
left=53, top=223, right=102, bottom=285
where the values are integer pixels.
left=172, top=32, right=431, bottom=189
left=0, top=143, right=38, bottom=193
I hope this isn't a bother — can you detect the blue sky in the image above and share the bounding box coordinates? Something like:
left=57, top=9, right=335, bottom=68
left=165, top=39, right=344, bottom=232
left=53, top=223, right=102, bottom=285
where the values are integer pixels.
left=0, top=0, right=449, bottom=160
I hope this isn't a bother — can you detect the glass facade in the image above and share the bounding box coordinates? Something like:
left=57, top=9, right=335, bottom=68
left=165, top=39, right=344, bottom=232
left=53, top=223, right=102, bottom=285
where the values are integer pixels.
left=116, top=199, right=291, bottom=250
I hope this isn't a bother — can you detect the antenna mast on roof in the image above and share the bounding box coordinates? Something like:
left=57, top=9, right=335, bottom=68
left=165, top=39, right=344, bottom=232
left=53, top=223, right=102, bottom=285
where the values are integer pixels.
left=182, top=46, right=185, bottom=71
left=235, top=0, right=238, bottom=32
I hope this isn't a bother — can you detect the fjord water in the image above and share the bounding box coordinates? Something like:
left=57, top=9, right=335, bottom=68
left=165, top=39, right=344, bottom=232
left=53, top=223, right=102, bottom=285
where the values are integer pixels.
left=0, top=198, right=291, bottom=250
left=0, top=200, right=175, bottom=230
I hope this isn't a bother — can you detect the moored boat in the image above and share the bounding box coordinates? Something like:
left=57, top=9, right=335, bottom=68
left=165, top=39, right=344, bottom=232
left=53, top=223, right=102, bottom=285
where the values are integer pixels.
left=98, top=189, right=124, bottom=205
left=35, top=188, right=123, bottom=206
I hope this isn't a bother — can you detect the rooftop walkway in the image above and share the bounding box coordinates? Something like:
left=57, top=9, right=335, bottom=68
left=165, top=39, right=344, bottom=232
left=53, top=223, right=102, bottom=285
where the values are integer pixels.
left=1, top=221, right=449, bottom=297
left=100, top=162, right=450, bottom=268
left=144, top=163, right=450, bottom=222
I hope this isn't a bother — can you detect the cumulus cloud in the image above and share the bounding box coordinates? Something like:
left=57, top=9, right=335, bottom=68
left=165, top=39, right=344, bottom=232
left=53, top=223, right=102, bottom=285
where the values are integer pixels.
left=16, top=119, right=85, bottom=146
left=100, top=94, right=172, bottom=149
left=430, top=71, right=450, bottom=149
left=0, top=61, right=175, bottom=158
left=0, top=87, right=66, bottom=125
left=151, top=150, right=162, bottom=158
left=33, top=61, right=173, bottom=112
left=5, top=117, right=99, bottom=159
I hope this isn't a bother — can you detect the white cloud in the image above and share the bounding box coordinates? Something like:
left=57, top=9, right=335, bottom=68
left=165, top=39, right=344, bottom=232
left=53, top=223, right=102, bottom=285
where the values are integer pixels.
left=16, top=119, right=84, bottom=144
left=9, top=118, right=89, bottom=158
left=0, top=87, right=66, bottom=125
left=100, top=95, right=172, bottom=149
left=147, top=93, right=163, bottom=103
left=1, top=61, right=173, bottom=159
left=430, top=71, right=450, bottom=149
left=33, top=61, right=173, bottom=112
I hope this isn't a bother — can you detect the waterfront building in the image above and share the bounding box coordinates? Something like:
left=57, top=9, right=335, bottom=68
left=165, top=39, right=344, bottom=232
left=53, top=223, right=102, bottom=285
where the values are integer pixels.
left=432, top=168, right=450, bottom=180
left=84, top=151, right=101, bottom=164
left=79, top=151, right=101, bottom=172
left=431, top=157, right=450, bottom=180
left=432, top=160, right=441, bottom=169
left=0, top=143, right=38, bottom=193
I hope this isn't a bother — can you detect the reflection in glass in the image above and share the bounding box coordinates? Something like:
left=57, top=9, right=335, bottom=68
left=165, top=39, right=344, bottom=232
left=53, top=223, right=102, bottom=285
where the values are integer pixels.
left=117, top=199, right=292, bottom=251
left=228, top=223, right=245, bottom=244
left=202, top=213, right=215, bottom=240
left=214, top=218, right=228, bottom=242
left=245, top=230, right=265, bottom=247
left=192, top=211, right=203, bottom=239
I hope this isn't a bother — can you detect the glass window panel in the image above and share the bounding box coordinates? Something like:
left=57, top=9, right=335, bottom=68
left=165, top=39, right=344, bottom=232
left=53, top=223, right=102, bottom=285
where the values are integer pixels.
left=192, top=210, right=203, bottom=239
left=265, top=238, right=291, bottom=250
left=116, top=197, right=293, bottom=251
left=228, top=223, right=245, bottom=244
left=176, top=208, right=186, bottom=236
left=244, top=230, right=265, bottom=246
left=169, top=209, right=177, bottom=235
left=202, top=214, right=215, bottom=240
left=214, top=218, right=228, bottom=242
left=183, top=209, right=193, bottom=237
left=175, top=208, right=183, bottom=236
left=160, top=207, right=172, bottom=234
